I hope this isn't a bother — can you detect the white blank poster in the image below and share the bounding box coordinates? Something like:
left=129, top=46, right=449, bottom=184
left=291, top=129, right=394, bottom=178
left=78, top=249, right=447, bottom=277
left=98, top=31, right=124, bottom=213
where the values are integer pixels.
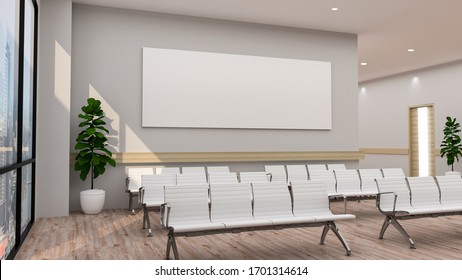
left=142, top=47, right=331, bottom=130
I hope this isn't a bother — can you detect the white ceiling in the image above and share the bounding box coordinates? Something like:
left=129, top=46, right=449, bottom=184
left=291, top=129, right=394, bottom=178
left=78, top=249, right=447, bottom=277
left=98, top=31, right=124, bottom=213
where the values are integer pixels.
left=74, top=0, right=462, bottom=82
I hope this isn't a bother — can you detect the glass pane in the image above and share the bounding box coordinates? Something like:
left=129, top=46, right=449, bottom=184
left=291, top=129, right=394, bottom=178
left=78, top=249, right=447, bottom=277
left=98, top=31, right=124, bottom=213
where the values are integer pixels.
left=0, top=0, right=19, bottom=168
left=21, top=164, right=32, bottom=234
left=0, top=170, right=16, bottom=260
left=22, top=0, right=34, bottom=160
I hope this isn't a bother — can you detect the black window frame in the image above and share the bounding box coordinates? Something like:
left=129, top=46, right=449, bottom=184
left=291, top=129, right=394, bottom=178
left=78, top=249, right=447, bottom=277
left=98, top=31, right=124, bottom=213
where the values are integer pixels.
left=0, top=0, right=38, bottom=260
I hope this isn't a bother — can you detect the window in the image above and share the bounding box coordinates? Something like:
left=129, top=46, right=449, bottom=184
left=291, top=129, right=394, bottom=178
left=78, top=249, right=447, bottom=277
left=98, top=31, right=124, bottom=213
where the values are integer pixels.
left=409, top=105, right=435, bottom=177
left=0, top=0, right=37, bottom=260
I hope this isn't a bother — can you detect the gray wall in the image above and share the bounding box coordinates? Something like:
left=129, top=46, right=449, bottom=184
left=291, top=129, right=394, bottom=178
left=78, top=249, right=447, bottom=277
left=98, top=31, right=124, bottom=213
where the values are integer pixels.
left=34, top=3, right=361, bottom=213
left=36, top=0, right=72, bottom=217
left=71, top=4, right=358, bottom=154
left=358, top=60, right=462, bottom=176
left=68, top=5, right=359, bottom=211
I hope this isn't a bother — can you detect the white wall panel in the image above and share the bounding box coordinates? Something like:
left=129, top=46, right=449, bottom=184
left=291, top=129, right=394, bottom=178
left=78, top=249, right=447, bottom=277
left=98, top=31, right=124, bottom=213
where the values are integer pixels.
left=142, top=47, right=331, bottom=129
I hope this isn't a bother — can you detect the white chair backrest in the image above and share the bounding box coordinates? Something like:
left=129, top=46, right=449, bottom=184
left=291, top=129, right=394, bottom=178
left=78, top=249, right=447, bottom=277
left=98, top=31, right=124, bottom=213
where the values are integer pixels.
left=206, top=166, right=230, bottom=174
left=176, top=173, right=208, bottom=185
left=239, top=171, right=270, bottom=184
left=375, top=178, right=411, bottom=211
left=252, top=182, right=293, bottom=218
left=334, top=169, right=361, bottom=193
left=264, top=165, right=287, bottom=183
left=181, top=166, right=206, bottom=174
left=381, top=168, right=406, bottom=179
left=291, top=180, right=331, bottom=216
left=307, top=164, right=327, bottom=174
left=155, top=167, right=180, bottom=175
left=327, top=164, right=346, bottom=171
left=358, top=169, right=383, bottom=193
left=210, top=183, right=253, bottom=221
left=406, top=176, right=440, bottom=208
left=308, top=169, right=337, bottom=194
left=164, top=184, right=211, bottom=224
left=286, top=165, right=308, bottom=182
left=127, top=167, right=155, bottom=191
left=435, top=175, right=462, bottom=206
left=208, top=172, right=239, bottom=185
left=141, top=174, right=176, bottom=205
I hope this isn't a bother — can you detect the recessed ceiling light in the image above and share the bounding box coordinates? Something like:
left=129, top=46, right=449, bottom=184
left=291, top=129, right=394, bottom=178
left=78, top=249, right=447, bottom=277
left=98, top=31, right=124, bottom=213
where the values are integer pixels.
left=331, top=7, right=339, bottom=11
left=408, top=48, right=415, bottom=52
left=360, top=62, right=368, bottom=66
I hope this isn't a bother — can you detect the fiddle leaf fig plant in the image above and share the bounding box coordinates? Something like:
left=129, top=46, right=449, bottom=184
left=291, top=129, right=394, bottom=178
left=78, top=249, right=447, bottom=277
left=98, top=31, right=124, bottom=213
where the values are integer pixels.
left=74, top=97, right=116, bottom=189
left=440, top=116, right=462, bottom=171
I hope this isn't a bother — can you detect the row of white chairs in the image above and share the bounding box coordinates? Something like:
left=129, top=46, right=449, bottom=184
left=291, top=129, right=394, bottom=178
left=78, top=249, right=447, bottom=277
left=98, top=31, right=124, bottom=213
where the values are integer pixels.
left=138, top=172, right=270, bottom=236
left=127, top=165, right=405, bottom=214
left=125, top=166, right=231, bottom=213
left=161, top=181, right=356, bottom=259
left=375, top=175, right=462, bottom=249
left=263, top=166, right=404, bottom=201
left=264, top=164, right=405, bottom=184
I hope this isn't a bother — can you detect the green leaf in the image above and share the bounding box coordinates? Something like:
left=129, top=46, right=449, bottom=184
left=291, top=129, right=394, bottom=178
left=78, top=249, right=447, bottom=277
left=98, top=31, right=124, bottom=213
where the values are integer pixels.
left=86, top=127, right=96, bottom=135
left=95, top=132, right=104, bottom=138
left=79, top=165, right=91, bottom=181
left=92, top=154, right=101, bottom=165
left=75, top=142, right=90, bottom=150
left=95, top=126, right=109, bottom=134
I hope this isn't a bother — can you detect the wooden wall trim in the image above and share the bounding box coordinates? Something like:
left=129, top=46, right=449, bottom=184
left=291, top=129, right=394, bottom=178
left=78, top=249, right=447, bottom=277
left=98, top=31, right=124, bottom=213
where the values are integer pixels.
left=360, top=148, right=409, bottom=155
left=360, top=148, right=441, bottom=156
left=70, top=151, right=364, bottom=164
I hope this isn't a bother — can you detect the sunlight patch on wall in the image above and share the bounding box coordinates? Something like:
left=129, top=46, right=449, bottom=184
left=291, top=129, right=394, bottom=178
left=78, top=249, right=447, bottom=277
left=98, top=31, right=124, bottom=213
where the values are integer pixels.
left=54, top=41, right=70, bottom=111
left=89, top=84, right=120, bottom=152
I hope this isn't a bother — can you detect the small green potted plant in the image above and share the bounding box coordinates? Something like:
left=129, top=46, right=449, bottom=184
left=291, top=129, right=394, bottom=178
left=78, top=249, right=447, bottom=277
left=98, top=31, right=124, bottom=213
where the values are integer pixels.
left=440, top=116, right=462, bottom=175
left=74, top=97, right=116, bottom=214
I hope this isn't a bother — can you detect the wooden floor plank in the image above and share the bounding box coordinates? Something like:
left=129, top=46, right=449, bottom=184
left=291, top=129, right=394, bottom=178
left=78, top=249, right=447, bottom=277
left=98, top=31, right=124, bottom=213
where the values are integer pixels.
left=14, top=200, right=462, bottom=260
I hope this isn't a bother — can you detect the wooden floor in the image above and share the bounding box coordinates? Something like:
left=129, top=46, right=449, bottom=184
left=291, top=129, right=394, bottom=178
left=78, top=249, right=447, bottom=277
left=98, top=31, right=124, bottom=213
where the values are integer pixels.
left=14, top=200, right=462, bottom=260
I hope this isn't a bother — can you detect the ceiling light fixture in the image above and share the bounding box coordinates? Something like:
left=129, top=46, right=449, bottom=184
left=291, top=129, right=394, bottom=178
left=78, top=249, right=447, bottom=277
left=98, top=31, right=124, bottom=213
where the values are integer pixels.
left=331, top=7, right=339, bottom=11
left=408, top=48, right=415, bottom=52
left=360, top=62, right=368, bottom=66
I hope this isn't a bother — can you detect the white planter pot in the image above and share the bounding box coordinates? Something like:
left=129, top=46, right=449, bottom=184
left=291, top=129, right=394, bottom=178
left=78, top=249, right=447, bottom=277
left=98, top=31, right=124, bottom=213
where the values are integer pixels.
left=80, top=189, right=105, bottom=214
left=445, top=171, right=461, bottom=176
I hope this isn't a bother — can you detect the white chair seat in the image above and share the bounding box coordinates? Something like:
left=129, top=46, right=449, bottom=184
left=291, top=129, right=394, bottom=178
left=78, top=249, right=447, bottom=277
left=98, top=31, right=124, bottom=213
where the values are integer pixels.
left=257, top=215, right=316, bottom=225
left=387, top=206, right=445, bottom=215
left=144, top=199, right=164, bottom=208
left=298, top=213, right=356, bottom=222
left=406, top=206, right=446, bottom=215
left=219, top=219, right=273, bottom=229
left=168, top=221, right=225, bottom=233
left=358, top=190, right=377, bottom=196
left=440, top=205, right=462, bottom=212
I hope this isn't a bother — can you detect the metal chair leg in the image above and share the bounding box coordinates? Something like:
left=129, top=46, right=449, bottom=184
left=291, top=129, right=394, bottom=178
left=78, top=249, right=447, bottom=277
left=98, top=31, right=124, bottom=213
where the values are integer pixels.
left=165, top=230, right=179, bottom=260
left=166, top=233, right=172, bottom=260
left=319, top=225, right=329, bottom=245
left=146, top=209, right=153, bottom=237
left=128, top=193, right=134, bottom=214
left=378, top=216, right=392, bottom=239
left=328, top=222, right=352, bottom=256
left=388, top=216, right=415, bottom=249
left=142, top=206, right=147, bottom=229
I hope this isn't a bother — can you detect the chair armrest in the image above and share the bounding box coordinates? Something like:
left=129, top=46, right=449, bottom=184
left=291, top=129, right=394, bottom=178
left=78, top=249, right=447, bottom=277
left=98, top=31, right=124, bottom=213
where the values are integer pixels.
left=138, top=187, right=145, bottom=205
left=125, top=177, right=130, bottom=193
left=328, top=194, right=348, bottom=213
left=160, top=203, right=171, bottom=228
left=376, top=191, right=398, bottom=214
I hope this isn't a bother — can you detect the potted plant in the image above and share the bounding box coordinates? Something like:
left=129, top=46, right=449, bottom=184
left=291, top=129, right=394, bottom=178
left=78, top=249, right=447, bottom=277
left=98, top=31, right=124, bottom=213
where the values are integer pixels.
left=74, top=97, right=116, bottom=214
left=440, top=116, right=462, bottom=175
